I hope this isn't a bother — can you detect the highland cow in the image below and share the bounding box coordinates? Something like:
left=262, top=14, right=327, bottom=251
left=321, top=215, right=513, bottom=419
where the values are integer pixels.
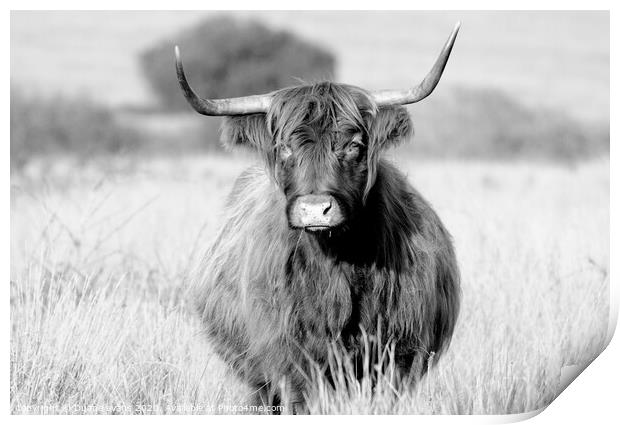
left=178, top=23, right=462, bottom=413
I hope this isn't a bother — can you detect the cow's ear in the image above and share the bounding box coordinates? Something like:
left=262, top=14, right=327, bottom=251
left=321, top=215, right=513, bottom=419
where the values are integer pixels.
left=220, top=114, right=271, bottom=151
left=363, top=106, right=413, bottom=200
left=368, top=106, right=413, bottom=150
left=220, top=114, right=277, bottom=172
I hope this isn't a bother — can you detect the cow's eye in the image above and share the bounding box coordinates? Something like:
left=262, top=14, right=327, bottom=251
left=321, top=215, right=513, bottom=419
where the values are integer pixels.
left=345, top=143, right=360, bottom=157
left=280, top=145, right=292, bottom=160
left=345, top=135, right=363, bottom=158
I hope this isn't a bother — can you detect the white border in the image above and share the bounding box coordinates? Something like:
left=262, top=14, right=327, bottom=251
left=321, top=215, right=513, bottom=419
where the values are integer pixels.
left=4, top=2, right=617, bottom=424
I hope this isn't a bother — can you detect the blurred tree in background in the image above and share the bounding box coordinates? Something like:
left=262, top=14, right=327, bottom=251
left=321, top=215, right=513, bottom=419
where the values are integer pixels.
left=140, top=16, right=336, bottom=111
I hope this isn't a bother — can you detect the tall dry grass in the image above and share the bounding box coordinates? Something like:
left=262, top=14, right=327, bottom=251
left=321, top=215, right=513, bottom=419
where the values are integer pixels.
left=10, top=155, right=610, bottom=414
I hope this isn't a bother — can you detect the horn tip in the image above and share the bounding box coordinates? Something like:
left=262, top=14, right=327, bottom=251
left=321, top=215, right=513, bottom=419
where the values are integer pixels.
left=174, top=45, right=181, bottom=61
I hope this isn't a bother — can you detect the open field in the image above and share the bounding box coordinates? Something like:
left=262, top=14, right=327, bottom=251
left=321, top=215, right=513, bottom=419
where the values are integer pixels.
left=10, top=155, right=610, bottom=414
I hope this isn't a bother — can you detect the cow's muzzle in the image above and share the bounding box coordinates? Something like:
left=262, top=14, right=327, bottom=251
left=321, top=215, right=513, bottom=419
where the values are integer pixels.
left=289, top=194, right=344, bottom=232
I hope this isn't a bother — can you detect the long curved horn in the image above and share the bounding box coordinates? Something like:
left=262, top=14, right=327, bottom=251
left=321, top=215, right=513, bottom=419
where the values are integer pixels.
left=371, top=22, right=461, bottom=106
left=174, top=46, right=272, bottom=116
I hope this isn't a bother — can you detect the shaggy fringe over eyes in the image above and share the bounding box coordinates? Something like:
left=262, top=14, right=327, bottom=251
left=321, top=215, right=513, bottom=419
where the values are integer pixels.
left=221, top=82, right=413, bottom=198
left=267, top=82, right=377, bottom=145
left=267, top=82, right=378, bottom=189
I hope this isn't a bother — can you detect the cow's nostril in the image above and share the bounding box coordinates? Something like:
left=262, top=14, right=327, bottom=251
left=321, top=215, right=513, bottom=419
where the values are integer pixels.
left=323, top=201, right=332, bottom=216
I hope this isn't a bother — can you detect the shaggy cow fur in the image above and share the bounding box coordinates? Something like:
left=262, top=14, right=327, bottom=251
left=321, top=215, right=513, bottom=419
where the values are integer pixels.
left=191, top=82, right=460, bottom=412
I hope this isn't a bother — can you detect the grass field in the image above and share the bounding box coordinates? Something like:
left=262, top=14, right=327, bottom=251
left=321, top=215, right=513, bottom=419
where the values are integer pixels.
left=10, top=155, right=610, bottom=414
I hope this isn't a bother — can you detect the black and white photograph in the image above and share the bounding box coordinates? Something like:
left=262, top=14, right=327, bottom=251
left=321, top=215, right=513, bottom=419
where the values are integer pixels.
left=9, top=8, right=612, bottom=416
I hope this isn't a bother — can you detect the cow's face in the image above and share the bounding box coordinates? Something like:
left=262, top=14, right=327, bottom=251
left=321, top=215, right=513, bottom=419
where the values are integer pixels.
left=222, top=82, right=413, bottom=233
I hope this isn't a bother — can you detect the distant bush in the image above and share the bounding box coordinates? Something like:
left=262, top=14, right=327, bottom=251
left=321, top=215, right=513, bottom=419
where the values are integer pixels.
left=11, top=88, right=143, bottom=169
left=140, top=15, right=336, bottom=111
left=407, top=87, right=609, bottom=161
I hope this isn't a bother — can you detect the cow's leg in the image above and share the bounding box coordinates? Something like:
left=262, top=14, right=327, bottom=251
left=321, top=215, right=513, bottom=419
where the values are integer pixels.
left=248, top=381, right=284, bottom=415
left=277, top=376, right=307, bottom=414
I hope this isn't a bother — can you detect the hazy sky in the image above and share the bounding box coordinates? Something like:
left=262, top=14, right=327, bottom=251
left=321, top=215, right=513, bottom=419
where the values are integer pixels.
left=11, top=11, right=609, bottom=122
